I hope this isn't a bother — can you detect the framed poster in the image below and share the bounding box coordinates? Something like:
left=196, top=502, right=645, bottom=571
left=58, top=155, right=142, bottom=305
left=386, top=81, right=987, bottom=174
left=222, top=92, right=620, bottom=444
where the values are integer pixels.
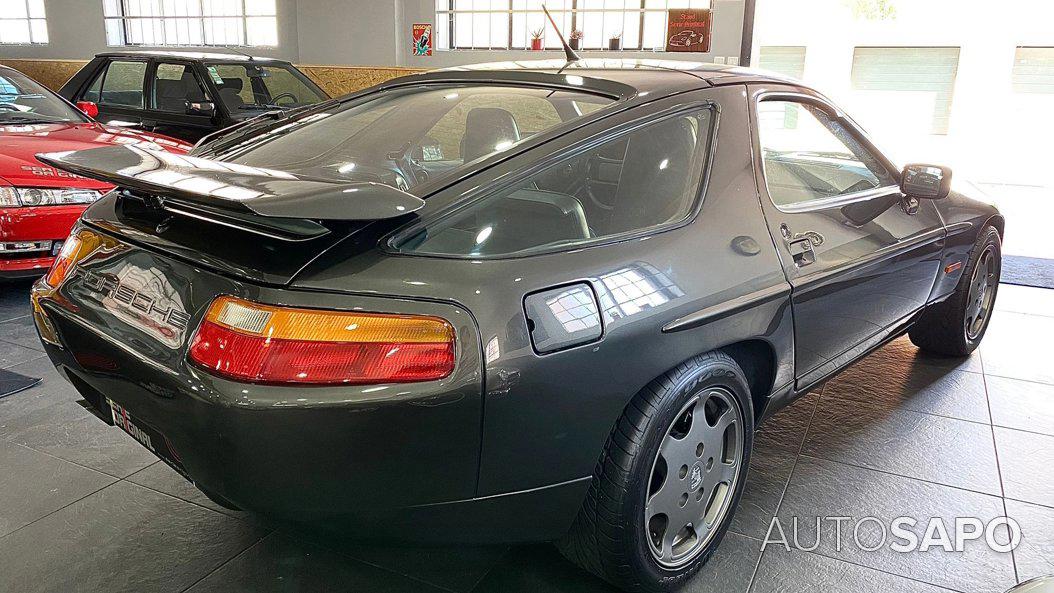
left=413, top=23, right=433, bottom=56
left=665, top=9, right=711, bottom=53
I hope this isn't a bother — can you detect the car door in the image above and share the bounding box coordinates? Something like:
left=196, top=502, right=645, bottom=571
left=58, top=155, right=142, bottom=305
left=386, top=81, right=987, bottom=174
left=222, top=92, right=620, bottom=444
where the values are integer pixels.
left=79, top=58, right=150, bottom=129
left=144, top=60, right=217, bottom=142
left=749, top=86, right=945, bottom=388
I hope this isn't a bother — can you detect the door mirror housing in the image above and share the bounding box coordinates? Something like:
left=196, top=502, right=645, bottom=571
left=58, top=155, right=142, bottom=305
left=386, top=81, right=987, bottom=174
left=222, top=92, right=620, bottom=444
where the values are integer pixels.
left=901, top=164, right=952, bottom=200
left=185, top=101, right=216, bottom=117
left=75, top=101, right=99, bottom=119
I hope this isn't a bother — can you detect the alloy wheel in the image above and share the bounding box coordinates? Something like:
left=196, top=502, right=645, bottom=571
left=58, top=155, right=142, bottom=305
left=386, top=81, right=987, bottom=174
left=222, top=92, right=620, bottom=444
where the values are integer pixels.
left=965, top=245, right=998, bottom=341
left=644, top=387, right=744, bottom=568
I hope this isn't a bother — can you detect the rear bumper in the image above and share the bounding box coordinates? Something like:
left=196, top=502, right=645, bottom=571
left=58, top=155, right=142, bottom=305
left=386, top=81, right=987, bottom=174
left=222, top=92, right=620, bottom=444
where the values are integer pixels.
left=31, top=270, right=581, bottom=542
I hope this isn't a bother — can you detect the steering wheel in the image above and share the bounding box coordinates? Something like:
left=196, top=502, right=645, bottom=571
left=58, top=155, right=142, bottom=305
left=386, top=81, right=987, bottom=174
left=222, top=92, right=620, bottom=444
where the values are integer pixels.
left=270, top=92, right=299, bottom=106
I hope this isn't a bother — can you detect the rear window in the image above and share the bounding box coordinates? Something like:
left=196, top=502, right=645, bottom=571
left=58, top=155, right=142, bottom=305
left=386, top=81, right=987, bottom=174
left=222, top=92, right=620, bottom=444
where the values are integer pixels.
left=221, top=84, right=615, bottom=192
left=395, top=108, right=714, bottom=258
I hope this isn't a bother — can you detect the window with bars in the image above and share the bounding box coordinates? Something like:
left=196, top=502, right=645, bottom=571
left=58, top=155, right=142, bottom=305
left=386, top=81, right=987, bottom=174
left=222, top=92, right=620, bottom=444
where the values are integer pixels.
left=435, top=0, right=711, bottom=51
left=0, top=0, right=48, bottom=45
left=103, top=0, right=278, bottom=47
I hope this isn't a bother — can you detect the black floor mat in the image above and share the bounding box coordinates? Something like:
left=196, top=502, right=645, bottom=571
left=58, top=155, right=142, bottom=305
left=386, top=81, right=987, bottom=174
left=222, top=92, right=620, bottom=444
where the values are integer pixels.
left=1002, top=255, right=1054, bottom=290
left=0, top=369, right=41, bottom=399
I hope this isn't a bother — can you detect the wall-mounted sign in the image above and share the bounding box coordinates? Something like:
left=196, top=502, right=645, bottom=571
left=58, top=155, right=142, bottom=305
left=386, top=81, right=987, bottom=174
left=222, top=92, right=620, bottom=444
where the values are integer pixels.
left=665, top=9, right=711, bottom=53
left=413, top=23, right=433, bottom=57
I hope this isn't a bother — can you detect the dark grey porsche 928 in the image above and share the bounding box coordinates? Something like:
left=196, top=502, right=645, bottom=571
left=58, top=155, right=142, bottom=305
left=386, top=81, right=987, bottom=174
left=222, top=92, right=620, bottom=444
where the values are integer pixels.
left=30, top=59, right=1003, bottom=592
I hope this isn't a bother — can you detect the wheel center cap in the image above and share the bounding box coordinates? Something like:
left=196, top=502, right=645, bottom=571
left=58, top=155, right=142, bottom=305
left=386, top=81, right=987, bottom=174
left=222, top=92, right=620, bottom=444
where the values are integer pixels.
left=688, top=462, right=704, bottom=492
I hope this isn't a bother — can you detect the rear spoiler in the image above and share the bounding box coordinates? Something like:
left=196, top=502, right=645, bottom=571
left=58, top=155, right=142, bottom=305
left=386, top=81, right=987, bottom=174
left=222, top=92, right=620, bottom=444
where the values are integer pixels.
left=36, top=145, right=424, bottom=222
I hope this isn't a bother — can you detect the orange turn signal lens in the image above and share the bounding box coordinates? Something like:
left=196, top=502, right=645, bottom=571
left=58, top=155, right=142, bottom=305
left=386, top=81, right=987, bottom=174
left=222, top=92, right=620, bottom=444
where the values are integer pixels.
left=43, top=228, right=112, bottom=288
left=189, top=296, right=456, bottom=385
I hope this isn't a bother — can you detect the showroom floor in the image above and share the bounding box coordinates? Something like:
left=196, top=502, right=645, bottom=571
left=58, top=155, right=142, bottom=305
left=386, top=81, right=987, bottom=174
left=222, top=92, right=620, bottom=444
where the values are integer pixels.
left=0, top=281, right=1051, bottom=593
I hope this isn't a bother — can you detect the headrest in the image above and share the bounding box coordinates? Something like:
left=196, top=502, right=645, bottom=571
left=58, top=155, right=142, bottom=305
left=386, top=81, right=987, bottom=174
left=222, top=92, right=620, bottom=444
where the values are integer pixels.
left=220, top=77, right=243, bottom=92
left=461, top=107, right=520, bottom=163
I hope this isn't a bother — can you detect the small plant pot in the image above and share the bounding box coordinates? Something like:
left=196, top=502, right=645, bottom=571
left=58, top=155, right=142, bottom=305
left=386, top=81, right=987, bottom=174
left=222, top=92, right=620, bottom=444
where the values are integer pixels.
left=569, top=38, right=581, bottom=50
left=608, top=38, right=622, bottom=50
left=531, top=38, right=543, bottom=51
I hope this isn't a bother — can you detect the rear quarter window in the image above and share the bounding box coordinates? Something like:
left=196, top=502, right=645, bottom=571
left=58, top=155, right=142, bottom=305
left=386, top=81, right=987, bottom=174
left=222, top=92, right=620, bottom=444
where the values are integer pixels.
left=396, top=107, right=714, bottom=258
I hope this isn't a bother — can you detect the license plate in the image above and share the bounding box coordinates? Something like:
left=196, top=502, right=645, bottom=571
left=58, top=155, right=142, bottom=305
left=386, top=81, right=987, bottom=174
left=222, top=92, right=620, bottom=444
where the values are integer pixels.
left=107, top=398, right=185, bottom=474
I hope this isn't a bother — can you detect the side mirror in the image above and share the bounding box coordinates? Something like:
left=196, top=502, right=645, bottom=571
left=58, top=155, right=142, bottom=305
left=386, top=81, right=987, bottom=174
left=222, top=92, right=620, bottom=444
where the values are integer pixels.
left=186, top=101, right=216, bottom=117
left=75, top=101, right=99, bottom=119
left=901, top=164, right=952, bottom=200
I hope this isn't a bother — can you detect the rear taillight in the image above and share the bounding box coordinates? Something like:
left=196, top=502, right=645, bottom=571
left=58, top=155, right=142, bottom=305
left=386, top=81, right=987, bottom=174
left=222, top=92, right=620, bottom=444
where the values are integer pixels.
left=188, top=296, right=456, bottom=385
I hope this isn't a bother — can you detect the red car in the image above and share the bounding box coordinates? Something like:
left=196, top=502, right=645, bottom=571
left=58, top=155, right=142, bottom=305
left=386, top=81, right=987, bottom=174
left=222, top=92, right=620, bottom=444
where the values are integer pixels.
left=0, top=65, right=190, bottom=279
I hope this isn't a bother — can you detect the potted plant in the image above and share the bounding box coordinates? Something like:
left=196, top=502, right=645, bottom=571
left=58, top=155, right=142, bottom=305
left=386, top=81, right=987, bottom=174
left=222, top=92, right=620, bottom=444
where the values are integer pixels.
left=530, top=27, right=544, bottom=51
left=569, top=29, right=583, bottom=51
left=608, top=31, right=622, bottom=50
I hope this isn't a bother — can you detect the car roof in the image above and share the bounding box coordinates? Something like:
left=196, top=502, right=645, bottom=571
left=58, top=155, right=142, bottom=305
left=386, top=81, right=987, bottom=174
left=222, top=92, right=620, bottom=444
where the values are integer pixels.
left=430, top=58, right=802, bottom=97
left=95, top=50, right=287, bottom=63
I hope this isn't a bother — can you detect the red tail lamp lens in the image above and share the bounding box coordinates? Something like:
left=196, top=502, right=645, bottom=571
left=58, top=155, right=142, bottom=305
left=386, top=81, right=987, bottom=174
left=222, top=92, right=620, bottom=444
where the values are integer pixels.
left=188, top=296, right=456, bottom=385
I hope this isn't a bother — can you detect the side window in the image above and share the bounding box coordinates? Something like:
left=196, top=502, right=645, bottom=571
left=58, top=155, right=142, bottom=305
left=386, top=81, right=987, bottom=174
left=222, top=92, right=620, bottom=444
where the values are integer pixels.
left=98, top=60, right=146, bottom=108
left=421, top=93, right=563, bottom=163
left=757, top=99, right=895, bottom=208
left=151, top=62, right=207, bottom=112
left=397, top=108, right=713, bottom=257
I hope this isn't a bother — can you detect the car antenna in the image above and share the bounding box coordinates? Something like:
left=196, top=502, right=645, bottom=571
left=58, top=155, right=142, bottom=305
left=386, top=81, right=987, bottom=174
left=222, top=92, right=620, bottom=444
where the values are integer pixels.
left=223, top=45, right=254, bottom=61
left=542, top=4, right=580, bottom=63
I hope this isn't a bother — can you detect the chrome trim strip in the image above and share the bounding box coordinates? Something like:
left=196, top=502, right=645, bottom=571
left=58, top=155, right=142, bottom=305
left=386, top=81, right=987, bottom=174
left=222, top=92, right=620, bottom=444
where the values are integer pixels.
left=775, top=185, right=901, bottom=214
left=662, top=283, right=790, bottom=333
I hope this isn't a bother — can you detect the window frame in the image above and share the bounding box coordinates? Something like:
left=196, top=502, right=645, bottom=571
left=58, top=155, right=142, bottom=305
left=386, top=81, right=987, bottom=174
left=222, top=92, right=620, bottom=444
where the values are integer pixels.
left=0, top=0, right=48, bottom=45
left=103, top=0, right=278, bottom=48
left=146, top=59, right=213, bottom=113
left=387, top=100, right=720, bottom=260
left=94, top=58, right=150, bottom=110
left=436, top=0, right=712, bottom=52
left=753, top=90, right=901, bottom=215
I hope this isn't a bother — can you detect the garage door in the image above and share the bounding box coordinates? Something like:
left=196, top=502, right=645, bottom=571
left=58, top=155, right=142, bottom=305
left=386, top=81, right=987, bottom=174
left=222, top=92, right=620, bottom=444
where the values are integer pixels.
left=1013, top=47, right=1054, bottom=94
left=850, top=47, right=960, bottom=135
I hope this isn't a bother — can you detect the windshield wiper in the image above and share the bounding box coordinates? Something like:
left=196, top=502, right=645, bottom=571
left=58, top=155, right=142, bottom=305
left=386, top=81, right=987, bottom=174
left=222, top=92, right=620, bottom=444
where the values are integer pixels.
left=0, top=115, right=71, bottom=124
left=238, top=104, right=291, bottom=111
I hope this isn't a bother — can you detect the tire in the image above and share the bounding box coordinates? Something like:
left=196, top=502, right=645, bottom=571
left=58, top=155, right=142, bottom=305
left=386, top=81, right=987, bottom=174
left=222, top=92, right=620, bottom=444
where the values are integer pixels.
left=557, top=352, right=754, bottom=592
left=909, top=224, right=1001, bottom=356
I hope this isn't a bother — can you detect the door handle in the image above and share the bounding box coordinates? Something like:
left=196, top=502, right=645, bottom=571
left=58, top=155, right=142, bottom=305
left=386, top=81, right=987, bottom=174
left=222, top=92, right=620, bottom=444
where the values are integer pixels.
left=779, top=224, right=820, bottom=267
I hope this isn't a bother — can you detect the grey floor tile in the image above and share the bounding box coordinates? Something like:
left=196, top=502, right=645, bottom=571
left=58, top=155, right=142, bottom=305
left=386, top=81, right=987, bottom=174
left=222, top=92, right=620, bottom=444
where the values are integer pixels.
left=126, top=461, right=251, bottom=518
left=803, top=397, right=1002, bottom=495
left=750, top=546, right=956, bottom=593
left=995, top=284, right=1054, bottom=318
left=0, top=339, right=44, bottom=370
left=0, top=315, right=43, bottom=351
left=867, top=335, right=983, bottom=375
left=5, top=398, right=157, bottom=478
left=987, top=376, right=1054, bottom=436
left=0, top=358, right=82, bottom=434
left=776, top=457, right=1015, bottom=593
left=824, top=360, right=990, bottom=424
left=995, top=427, right=1054, bottom=507
left=981, top=311, right=1054, bottom=385
left=0, top=480, right=267, bottom=593
left=0, top=440, right=114, bottom=538
left=755, top=391, right=819, bottom=453
left=0, top=284, right=32, bottom=322
left=1006, top=499, right=1054, bottom=583
left=317, top=537, right=509, bottom=592
left=185, top=532, right=445, bottom=593
left=731, top=440, right=797, bottom=540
